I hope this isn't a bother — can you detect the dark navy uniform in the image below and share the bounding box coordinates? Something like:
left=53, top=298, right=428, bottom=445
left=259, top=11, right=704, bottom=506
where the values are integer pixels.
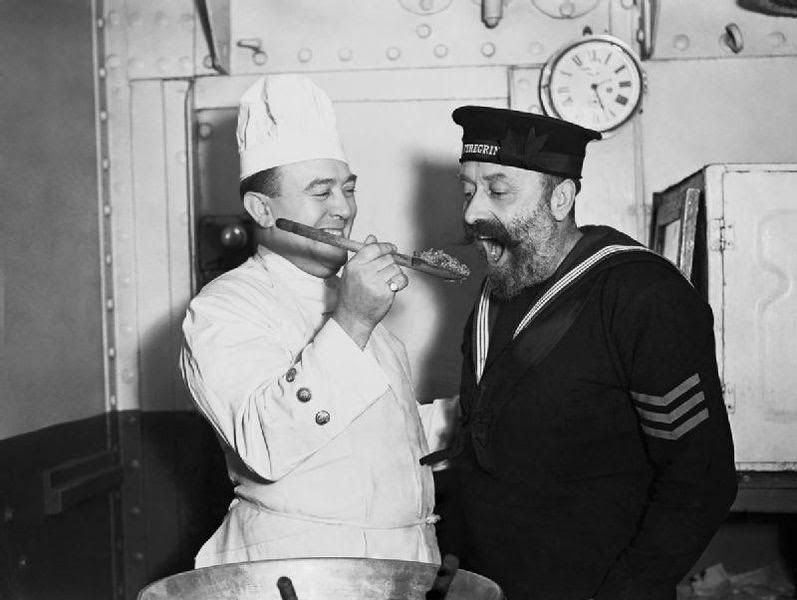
left=435, top=225, right=737, bottom=600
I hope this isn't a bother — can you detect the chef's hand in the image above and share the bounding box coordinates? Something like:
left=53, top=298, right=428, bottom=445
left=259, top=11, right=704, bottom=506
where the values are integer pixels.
left=334, top=234, right=409, bottom=349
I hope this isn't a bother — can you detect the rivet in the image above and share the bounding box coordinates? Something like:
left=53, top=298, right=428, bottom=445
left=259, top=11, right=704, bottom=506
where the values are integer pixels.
left=179, top=56, right=193, bottom=72
left=131, top=506, right=142, bottom=516
left=121, top=276, right=131, bottom=287
left=97, top=17, right=105, bottom=28
left=198, top=122, right=213, bottom=139
left=109, top=394, right=117, bottom=407
left=127, top=58, right=143, bottom=72
left=132, top=551, right=144, bottom=562
left=416, top=23, right=432, bottom=39
left=129, top=12, right=143, bottom=27
left=127, top=414, right=138, bottom=425
left=528, top=41, right=544, bottom=55
left=103, top=204, right=112, bottom=216
left=252, top=51, right=268, bottom=66
left=386, top=46, right=402, bottom=61
left=99, top=110, right=108, bottom=121
left=17, top=555, right=28, bottom=570
left=338, top=47, right=353, bottom=62
left=516, top=77, right=531, bottom=90
left=180, top=13, right=194, bottom=28
left=107, top=55, right=120, bottom=68
left=481, top=42, right=496, bottom=57
left=122, top=368, right=135, bottom=383
left=123, top=324, right=134, bottom=335
left=3, top=506, right=13, bottom=522
left=433, top=44, right=449, bottom=58
left=768, top=31, right=786, bottom=47
left=108, top=346, right=116, bottom=358
left=175, top=150, right=186, bottom=165
left=297, top=47, right=313, bottom=63
left=559, top=1, right=576, bottom=17
left=155, top=11, right=169, bottom=26
left=108, top=11, right=121, bottom=26
left=106, top=298, right=115, bottom=310
left=130, top=459, right=141, bottom=469
left=102, top=158, right=110, bottom=170
left=98, top=67, right=107, bottom=79
left=157, top=58, right=170, bottom=73
left=202, top=55, right=214, bottom=69
left=673, top=34, right=690, bottom=51
left=742, top=473, right=751, bottom=483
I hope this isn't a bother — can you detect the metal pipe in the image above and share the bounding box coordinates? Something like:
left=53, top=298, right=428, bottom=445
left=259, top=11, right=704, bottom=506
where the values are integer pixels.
left=482, top=0, right=503, bottom=28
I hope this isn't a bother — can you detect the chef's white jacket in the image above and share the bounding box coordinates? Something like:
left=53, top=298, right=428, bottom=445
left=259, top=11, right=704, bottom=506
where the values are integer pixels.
left=180, top=247, right=443, bottom=567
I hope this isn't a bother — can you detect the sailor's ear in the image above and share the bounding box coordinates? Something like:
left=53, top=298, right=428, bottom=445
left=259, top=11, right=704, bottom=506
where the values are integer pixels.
left=243, top=192, right=275, bottom=228
left=549, top=178, right=577, bottom=222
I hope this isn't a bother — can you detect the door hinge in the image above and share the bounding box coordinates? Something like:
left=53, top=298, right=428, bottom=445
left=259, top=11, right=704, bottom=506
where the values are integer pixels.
left=709, top=218, right=735, bottom=252
left=722, top=382, right=736, bottom=414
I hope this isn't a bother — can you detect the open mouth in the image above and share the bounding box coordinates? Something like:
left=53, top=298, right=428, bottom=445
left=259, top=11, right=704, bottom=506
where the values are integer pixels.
left=479, top=237, right=505, bottom=263
left=321, top=228, right=345, bottom=237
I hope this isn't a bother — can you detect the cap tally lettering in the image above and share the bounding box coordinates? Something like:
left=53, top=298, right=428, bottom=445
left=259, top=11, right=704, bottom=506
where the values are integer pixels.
left=462, top=141, right=501, bottom=157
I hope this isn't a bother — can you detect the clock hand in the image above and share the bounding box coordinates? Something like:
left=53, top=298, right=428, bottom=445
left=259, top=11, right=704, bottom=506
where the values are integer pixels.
left=590, top=82, right=606, bottom=112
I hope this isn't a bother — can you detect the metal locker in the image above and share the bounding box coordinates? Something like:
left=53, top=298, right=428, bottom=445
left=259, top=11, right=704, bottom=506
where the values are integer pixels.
left=655, top=164, right=797, bottom=471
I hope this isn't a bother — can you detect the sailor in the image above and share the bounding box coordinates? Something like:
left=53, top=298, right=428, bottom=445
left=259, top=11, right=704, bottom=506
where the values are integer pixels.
left=180, top=74, right=442, bottom=567
left=431, top=106, right=738, bottom=599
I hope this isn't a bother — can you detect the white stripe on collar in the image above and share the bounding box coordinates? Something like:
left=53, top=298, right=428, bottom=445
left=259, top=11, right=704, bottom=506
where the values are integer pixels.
left=474, top=244, right=654, bottom=384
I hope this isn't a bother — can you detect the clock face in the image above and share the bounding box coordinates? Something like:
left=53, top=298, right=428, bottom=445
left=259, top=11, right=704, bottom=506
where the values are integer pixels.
left=541, top=36, right=644, bottom=133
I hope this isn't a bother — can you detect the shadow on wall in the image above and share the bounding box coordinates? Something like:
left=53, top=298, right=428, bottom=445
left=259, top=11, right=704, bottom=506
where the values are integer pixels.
left=135, top=312, right=232, bottom=586
left=408, top=157, right=485, bottom=400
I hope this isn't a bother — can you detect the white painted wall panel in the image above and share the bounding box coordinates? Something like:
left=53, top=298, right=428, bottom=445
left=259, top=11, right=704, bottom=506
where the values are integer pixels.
left=642, top=56, right=797, bottom=208
left=651, top=0, right=797, bottom=60
left=229, top=0, right=621, bottom=73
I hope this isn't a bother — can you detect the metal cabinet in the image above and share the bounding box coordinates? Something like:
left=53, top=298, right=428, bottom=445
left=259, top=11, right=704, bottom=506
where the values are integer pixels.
left=654, top=164, right=797, bottom=474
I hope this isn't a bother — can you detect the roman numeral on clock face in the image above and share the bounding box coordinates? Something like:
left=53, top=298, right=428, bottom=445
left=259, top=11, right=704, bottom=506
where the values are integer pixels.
left=572, top=55, right=583, bottom=67
left=615, top=95, right=629, bottom=105
left=619, top=81, right=632, bottom=88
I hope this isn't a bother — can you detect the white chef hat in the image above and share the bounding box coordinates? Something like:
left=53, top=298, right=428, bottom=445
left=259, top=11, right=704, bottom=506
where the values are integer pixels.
left=237, top=74, right=347, bottom=180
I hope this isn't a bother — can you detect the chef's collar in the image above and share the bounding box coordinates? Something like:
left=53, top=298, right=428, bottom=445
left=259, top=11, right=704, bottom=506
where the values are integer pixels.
left=255, top=245, right=339, bottom=313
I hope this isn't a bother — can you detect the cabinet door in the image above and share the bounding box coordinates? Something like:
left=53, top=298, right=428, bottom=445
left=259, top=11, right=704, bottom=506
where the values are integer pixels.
left=720, top=167, right=797, bottom=468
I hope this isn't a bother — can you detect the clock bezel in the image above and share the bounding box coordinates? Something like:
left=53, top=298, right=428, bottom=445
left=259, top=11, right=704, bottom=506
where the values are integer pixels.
left=539, top=34, right=645, bottom=136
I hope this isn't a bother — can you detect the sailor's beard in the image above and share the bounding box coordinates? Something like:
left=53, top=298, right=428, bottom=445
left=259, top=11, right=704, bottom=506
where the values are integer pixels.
left=481, top=206, right=560, bottom=301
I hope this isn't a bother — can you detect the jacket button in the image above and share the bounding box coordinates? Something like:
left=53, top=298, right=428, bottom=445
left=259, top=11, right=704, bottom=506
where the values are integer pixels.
left=286, top=368, right=297, bottom=383
left=315, top=410, right=330, bottom=425
left=296, top=387, right=311, bottom=402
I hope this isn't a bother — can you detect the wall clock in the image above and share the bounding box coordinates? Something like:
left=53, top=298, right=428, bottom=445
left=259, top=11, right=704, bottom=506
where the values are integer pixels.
left=539, top=34, right=645, bottom=135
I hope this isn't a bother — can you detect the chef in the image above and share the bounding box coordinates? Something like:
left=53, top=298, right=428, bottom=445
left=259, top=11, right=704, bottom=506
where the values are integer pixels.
left=180, top=74, right=442, bottom=567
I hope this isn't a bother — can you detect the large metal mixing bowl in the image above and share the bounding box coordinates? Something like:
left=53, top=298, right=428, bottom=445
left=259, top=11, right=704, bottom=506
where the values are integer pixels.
left=137, top=557, right=503, bottom=600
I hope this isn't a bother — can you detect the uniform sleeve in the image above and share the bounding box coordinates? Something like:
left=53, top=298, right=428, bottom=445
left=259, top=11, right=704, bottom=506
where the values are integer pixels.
left=417, top=396, right=460, bottom=471
left=594, top=275, right=737, bottom=600
left=180, top=289, right=389, bottom=482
